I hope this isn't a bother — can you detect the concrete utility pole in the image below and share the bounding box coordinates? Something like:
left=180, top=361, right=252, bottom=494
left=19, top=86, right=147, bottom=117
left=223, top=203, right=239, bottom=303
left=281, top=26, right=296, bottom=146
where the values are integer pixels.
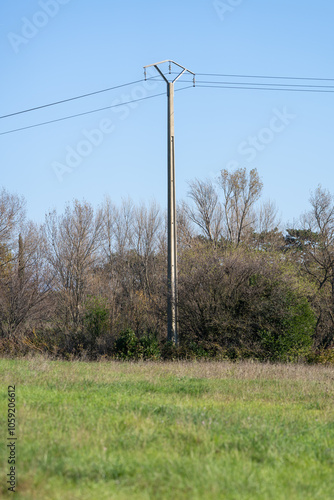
left=143, top=60, right=195, bottom=344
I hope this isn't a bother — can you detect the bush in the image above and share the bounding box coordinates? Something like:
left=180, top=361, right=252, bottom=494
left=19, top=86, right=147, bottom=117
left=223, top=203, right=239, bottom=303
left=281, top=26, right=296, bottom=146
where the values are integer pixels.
left=84, top=296, right=109, bottom=341
left=113, top=329, right=138, bottom=360
left=178, top=245, right=317, bottom=360
left=138, top=332, right=160, bottom=360
left=0, top=335, right=30, bottom=357
left=160, top=339, right=179, bottom=360
left=306, top=348, right=334, bottom=365
left=113, top=329, right=161, bottom=360
left=259, top=295, right=316, bottom=361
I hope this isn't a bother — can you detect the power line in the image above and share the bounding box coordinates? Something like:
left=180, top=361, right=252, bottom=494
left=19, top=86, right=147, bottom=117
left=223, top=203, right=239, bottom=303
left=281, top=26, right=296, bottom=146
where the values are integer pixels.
left=171, top=74, right=334, bottom=92
left=196, top=84, right=334, bottom=94
left=1, top=71, right=334, bottom=137
left=0, top=92, right=165, bottom=136
left=175, top=76, right=334, bottom=92
left=195, top=80, right=334, bottom=89
left=175, top=85, right=194, bottom=92
left=171, top=70, right=334, bottom=81
left=2, top=72, right=333, bottom=123
left=0, top=77, right=161, bottom=120
left=196, top=72, right=334, bottom=82
left=0, top=85, right=190, bottom=137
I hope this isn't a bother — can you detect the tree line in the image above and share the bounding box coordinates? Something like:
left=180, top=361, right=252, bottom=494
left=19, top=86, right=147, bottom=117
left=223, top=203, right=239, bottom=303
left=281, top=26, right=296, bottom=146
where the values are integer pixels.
left=1, top=168, right=333, bottom=362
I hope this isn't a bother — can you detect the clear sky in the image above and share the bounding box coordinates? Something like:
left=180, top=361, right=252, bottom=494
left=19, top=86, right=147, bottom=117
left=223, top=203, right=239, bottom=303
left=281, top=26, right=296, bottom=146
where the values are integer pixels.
left=1, top=0, right=333, bottom=227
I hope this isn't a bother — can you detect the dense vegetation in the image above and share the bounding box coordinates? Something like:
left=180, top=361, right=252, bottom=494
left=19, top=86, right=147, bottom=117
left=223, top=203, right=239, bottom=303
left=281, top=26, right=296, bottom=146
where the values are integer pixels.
left=1, top=168, right=334, bottom=362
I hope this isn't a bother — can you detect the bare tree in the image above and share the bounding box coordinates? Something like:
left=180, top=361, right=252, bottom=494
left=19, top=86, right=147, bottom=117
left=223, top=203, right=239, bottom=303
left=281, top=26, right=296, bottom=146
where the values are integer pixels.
left=309, top=186, right=334, bottom=239
left=177, top=202, right=195, bottom=249
left=132, top=201, right=162, bottom=296
left=0, top=189, right=48, bottom=337
left=249, top=200, right=283, bottom=251
left=0, top=222, right=51, bottom=337
left=286, top=186, right=334, bottom=346
left=103, top=197, right=134, bottom=259
left=0, top=188, right=26, bottom=273
left=256, top=199, right=280, bottom=234
left=290, top=186, right=334, bottom=291
left=184, top=178, right=223, bottom=242
left=101, top=197, right=165, bottom=335
left=102, top=197, right=134, bottom=302
left=43, top=200, right=104, bottom=328
left=0, top=188, right=26, bottom=246
left=218, top=167, right=263, bottom=245
left=133, top=202, right=161, bottom=260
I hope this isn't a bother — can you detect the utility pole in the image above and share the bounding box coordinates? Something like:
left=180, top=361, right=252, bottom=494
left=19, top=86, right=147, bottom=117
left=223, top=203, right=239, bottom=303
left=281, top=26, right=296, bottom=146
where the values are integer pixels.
left=144, top=60, right=195, bottom=345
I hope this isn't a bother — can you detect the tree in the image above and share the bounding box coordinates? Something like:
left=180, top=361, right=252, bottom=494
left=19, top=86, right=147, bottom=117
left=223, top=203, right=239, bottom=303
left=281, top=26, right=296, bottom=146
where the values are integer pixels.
left=178, top=242, right=315, bottom=359
left=218, top=167, right=263, bottom=245
left=103, top=197, right=134, bottom=259
left=43, top=200, right=104, bottom=329
left=0, top=190, right=49, bottom=338
left=250, top=200, right=283, bottom=252
left=176, top=202, right=195, bottom=250
left=0, top=188, right=26, bottom=275
left=0, top=223, right=51, bottom=337
left=132, top=201, right=162, bottom=296
left=0, top=188, right=25, bottom=247
left=184, top=178, right=223, bottom=243
left=255, top=199, right=280, bottom=234
left=286, top=186, right=334, bottom=347
left=101, top=198, right=165, bottom=337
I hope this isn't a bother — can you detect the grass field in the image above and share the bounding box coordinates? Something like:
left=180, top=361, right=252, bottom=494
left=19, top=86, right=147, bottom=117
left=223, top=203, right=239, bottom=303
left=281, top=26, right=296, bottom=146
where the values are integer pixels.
left=1, top=357, right=334, bottom=499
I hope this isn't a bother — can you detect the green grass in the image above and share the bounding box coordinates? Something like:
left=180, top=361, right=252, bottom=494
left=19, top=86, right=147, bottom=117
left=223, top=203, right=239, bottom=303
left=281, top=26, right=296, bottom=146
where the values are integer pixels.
left=1, top=357, right=334, bottom=499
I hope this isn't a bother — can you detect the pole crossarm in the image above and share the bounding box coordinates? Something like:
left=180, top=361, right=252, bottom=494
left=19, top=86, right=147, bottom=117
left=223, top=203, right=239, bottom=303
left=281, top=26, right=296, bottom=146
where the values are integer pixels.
left=143, top=60, right=195, bottom=86
left=143, top=60, right=194, bottom=345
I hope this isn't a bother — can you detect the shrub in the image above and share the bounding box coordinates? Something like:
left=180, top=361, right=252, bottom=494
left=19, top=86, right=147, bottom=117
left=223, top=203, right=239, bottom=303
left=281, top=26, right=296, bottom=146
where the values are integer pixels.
left=306, top=348, right=334, bottom=365
left=113, top=329, right=160, bottom=360
left=139, top=332, right=160, bottom=360
left=113, top=329, right=139, bottom=360
left=160, top=339, right=179, bottom=360
left=178, top=245, right=317, bottom=360
left=84, top=296, right=109, bottom=341
left=259, top=295, right=316, bottom=361
left=0, top=335, right=30, bottom=357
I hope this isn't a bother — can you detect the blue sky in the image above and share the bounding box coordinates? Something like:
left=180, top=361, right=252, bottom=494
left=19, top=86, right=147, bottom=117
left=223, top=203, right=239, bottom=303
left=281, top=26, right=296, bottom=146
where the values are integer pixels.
left=1, top=0, right=333, bottom=227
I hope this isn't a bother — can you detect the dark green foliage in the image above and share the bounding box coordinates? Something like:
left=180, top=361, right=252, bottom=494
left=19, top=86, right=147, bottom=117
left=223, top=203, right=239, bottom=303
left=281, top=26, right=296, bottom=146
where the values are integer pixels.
left=177, top=244, right=317, bottom=361
left=138, top=331, right=160, bottom=359
left=285, top=228, right=320, bottom=249
left=113, top=329, right=138, bottom=360
left=259, top=295, right=316, bottom=361
left=113, top=329, right=160, bottom=360
left=84, top=296, right=109, bottom=340
left=159, top=340, right=179, bottom=360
